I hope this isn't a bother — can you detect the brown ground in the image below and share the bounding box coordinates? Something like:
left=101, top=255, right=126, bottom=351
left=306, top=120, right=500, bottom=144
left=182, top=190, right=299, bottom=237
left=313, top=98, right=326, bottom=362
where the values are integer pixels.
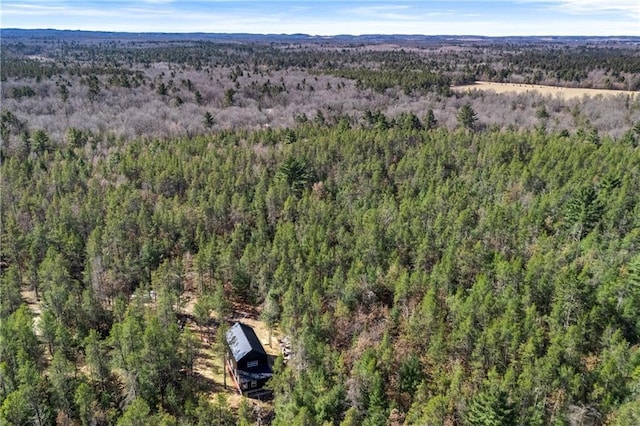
left=453, top=81, right=639, bottom=100
left=180, top=291, right=281, bottom=411
left=179, top=258, right=276, bottom=408
left=20, top=288, right=43, bottom=334
left=20, top=283, right=277, bottom=413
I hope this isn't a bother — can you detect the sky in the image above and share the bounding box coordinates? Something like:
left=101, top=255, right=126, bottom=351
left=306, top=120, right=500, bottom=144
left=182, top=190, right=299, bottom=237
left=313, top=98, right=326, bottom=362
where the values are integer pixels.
left=2, top=1, right=639, bottom=36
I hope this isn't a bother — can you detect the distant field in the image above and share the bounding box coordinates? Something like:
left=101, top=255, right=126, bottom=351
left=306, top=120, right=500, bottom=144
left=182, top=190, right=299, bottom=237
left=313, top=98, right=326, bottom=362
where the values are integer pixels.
left=454, top=81, right=639, bottom=100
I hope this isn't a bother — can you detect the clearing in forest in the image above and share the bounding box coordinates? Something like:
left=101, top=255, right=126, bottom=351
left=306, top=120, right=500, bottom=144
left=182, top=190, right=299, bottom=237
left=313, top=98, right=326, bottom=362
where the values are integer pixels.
left=180, top=292, right=281, bottom=410
left=453, top=81, right=639, bottom=100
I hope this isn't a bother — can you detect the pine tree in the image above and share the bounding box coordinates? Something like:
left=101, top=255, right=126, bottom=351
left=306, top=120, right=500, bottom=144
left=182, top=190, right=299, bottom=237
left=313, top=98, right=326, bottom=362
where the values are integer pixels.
left=0, top=265, right=23, bottom=318
left=215, top=323, right=230, bottom=390
left=203, top=111, right=215, bottom=128
left=223, top=88, right=235, bottom=107
left=278, top=157, right=311, bottom=196
left=466, top=386, right=514, bottom=426
left=261, top=290, right=280, bottom=347
left=564, top=185, right=603, bottom=240
left=84, top=329, right=110, bottom=391
left=457, top=103, right=478, bottom=131
left=73, top=382, right=97, bottom=426
left=48, top=351, right=75, bottom=416
left=118, top=397, right=150, bottom=426
left=424, top=108, right=437, bottom=130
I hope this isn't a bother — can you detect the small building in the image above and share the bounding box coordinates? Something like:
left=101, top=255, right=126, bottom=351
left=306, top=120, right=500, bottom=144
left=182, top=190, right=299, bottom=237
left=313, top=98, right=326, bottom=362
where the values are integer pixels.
left=226, top=322, right=273, bottom=398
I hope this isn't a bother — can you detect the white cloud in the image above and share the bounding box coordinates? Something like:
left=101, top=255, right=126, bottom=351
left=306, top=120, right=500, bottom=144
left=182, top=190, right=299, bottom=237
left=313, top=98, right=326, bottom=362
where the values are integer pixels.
left=2, top=3, right=65, bottom=15
left=524, top=0, right=639, bottom=17
left=345, top=4, right=455, bottom=22
left=2, top=1, right=638, bottom=35
left=347, top=4, right=415, bottom=20
left=2, top=3, right=118, bottom=17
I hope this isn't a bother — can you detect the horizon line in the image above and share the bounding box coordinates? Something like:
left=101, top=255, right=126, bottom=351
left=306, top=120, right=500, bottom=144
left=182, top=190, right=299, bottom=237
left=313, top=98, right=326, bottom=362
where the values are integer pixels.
left=3, top=28, right=639, bottom=38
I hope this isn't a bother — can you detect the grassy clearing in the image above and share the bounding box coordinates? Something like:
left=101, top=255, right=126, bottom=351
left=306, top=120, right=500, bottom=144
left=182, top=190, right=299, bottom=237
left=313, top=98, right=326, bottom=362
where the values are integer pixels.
left=454, top=81, right=639, bottom=100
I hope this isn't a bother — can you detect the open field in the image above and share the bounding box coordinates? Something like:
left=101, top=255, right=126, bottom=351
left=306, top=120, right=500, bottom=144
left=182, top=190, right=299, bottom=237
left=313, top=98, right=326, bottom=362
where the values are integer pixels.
left=454, top=81, right=639, bottom=100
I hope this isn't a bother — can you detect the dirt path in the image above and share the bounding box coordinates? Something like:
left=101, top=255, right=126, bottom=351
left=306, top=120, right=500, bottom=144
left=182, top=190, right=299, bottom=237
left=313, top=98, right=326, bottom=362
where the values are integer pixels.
left=453, top=81, right=639, bottom=100
left=20, top=288, right=43, bottom=335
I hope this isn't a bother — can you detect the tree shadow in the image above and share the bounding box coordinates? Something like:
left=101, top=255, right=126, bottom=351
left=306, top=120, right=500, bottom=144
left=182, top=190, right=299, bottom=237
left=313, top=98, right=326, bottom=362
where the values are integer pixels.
left=187, top=370, right=229, bottom=394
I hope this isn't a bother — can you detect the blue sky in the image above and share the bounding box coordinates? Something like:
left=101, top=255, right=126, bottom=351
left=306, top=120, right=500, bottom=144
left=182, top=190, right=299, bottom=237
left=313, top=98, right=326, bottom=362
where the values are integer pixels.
left=2, top=1, right=639, bottom=36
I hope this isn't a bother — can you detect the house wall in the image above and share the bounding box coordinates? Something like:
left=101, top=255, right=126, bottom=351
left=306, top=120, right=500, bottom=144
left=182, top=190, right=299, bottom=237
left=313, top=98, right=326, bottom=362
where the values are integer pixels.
left=236, top=351, right=268, bottom=370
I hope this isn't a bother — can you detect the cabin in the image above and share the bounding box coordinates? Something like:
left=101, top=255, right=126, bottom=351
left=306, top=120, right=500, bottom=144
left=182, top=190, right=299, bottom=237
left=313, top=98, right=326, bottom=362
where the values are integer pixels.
left=226, top=322, right=273, bottom=398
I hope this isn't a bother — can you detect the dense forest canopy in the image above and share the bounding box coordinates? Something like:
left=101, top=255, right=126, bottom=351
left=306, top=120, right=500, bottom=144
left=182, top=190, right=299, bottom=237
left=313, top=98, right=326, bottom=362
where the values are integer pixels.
left=2, top=32, right=640, bottom=145
left=1, top=31, right=640, bottom=425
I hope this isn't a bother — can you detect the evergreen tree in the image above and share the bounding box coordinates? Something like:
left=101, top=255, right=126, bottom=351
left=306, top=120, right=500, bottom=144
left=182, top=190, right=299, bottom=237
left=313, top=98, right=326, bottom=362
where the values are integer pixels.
left=0, top=305, right=42, bottom=388
left=0, top=265, right=23, bottom=318
left=457, top=103, right=478, bottom=130
left=424, top=108, right=437, bottom=130
left=466, top=386, right=514, bottom=426
left=31, top=129, right=51, bottom=155
left=48, top=350, right=76, bottom=416
left=203, top=111, right=215, bottom=128
left=215, top=323, right=230, bottom=390
left=223, top=88, right=235, bottom=107
left=564, top=185, right=603, bottom=240
left=84, top=329, right=110, bottom=391
left=86, top=74, right=101, bottom=102
left=74, top=382, right=97, bottom=426
left=118, top=397, right=150, bottom=426
left=261, top=290, right=280, bottom=347
left=278, top=157, right=311, bottom=196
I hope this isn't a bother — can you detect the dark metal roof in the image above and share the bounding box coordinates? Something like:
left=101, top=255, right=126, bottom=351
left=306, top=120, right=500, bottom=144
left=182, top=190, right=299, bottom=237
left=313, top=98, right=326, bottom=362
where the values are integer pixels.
left=226, top=322, right=267, bottom=362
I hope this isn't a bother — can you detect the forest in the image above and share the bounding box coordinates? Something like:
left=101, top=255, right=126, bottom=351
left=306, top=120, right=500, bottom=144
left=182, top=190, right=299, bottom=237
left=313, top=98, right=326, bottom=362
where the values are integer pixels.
left=1, top=31, right=640, bottom=425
